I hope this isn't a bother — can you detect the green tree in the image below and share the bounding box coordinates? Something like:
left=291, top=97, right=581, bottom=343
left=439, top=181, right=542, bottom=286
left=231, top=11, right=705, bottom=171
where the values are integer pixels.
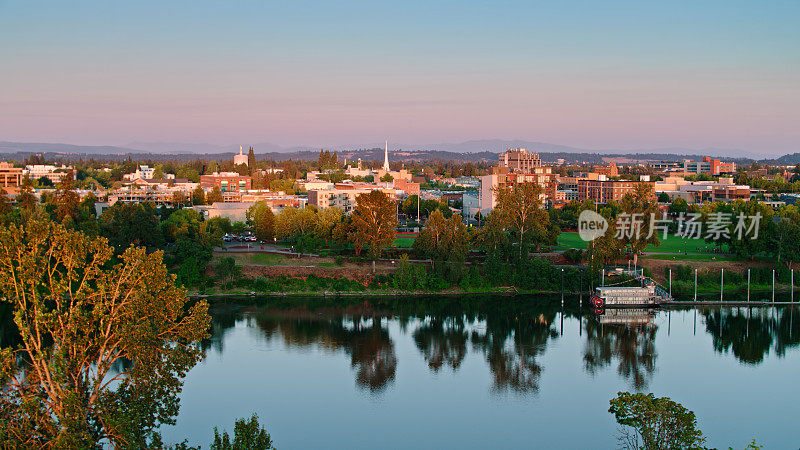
left=774, top=209, right=800, bottom=265
left=192, top=185, right=206, bottom=205
left=608, top=392, right=705, bottom=450
left=349, top=190, right=398, bottom=257
left=37, top=176, right=54, bottom=187
left=0, top=188, right=11, bottom=221
left=214, top=256, right=242, bottom=288
left=53, top=176, right=80, bottom=223
left=585, top=204, right=623, bottom=276
left=172, top=190, right=188, bottom=207
left=668, top=197, right=689, bottom=216
left=494, top=183, right=551, bottom=259
left=207, top=186, right=223, bottom=203
left=0, top=215, right=210, bottom=447
left=100, top=202, right=164, bottom=252
left=275, top=206, right=318, bottom=242
left=16, top=177, right=37, bottom=214
left=725, top=200, right=775, bottom=260
left=413, top=209, right=470, bottom=280
left=247, top=146, right=256, bottom=175
left=657, top=192, right=670, bottom=203
left=152, top=164, right=165, bottom=179
left=380, top=173, right=394, bottom=182
left=314, top=206, right=344, bottom=245
left=619, top=183, right=660, bottom=265
left=401, top=195, right=439, bottom=220
left=247, top=202, right=276, bottom=242
left=211, top=414, right=275, bottom=450
left=392, top=254, right=428, bottom=290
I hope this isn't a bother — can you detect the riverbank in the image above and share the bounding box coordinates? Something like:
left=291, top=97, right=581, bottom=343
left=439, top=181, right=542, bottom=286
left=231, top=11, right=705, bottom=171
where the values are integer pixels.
left=190, top=287, right=585, bottom=299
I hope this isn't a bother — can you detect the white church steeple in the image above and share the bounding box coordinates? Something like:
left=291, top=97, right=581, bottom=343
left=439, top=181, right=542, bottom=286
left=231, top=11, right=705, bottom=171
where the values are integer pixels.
left=382, top=139, right=390, bottom=171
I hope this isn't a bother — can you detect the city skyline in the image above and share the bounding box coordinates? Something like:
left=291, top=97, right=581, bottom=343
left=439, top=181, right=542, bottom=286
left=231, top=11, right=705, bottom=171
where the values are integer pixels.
left=1, top=1, right=798, bottom=154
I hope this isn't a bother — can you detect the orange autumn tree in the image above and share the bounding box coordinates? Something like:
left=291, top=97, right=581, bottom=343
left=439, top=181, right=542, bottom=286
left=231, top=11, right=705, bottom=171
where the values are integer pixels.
left=349, top=190, right=398, bottom=257
left=0, top=213, right=210, bottom=448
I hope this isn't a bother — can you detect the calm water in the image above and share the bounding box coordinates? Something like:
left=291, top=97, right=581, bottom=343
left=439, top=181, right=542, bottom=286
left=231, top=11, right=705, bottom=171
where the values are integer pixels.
left=163, top=296, right=800, bottom=449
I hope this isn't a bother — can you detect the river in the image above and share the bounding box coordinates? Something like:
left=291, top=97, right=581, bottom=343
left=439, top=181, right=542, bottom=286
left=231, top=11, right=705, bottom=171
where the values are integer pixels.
left=162, top=296, right=800, bottom=448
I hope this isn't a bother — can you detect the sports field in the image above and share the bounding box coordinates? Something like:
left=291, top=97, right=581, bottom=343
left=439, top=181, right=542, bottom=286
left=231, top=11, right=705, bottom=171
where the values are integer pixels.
left=393, top=232, right=418, bottom=248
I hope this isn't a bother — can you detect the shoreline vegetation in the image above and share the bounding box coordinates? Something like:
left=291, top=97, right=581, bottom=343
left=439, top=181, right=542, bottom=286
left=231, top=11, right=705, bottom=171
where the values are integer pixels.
left=194, top=254, right=799, bottom=301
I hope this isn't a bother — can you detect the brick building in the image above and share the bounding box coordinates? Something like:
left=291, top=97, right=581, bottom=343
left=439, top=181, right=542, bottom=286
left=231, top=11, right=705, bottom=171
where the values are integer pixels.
left=200, top=172, right=252, bottom=193
left=577, top=179, right=652, bottom=203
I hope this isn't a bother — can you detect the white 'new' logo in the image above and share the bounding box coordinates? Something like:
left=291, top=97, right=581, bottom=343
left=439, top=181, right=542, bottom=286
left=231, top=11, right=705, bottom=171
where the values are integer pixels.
left=578, top=210, right=608, bottom=241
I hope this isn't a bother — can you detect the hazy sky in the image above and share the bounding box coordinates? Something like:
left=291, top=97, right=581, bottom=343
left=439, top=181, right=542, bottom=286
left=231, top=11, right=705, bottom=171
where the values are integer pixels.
left=1, top=1, right=798, bottom=155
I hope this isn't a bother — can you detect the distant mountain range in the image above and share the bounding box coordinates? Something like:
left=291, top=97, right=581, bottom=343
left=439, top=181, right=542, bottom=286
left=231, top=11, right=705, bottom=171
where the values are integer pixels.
left=0, top=140, right=797, bottom=165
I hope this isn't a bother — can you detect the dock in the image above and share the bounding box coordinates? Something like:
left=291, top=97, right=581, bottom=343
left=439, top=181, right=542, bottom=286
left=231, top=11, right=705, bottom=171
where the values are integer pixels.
left=592, top=267, right=672, bottom=308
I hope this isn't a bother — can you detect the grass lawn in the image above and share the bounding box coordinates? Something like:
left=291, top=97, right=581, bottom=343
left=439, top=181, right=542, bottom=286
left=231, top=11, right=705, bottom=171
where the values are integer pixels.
left=394, top=236, right=416, bottom=248
left=556, top=232, right=721, bottom=254
left=557, top=232, right=589, bottom=249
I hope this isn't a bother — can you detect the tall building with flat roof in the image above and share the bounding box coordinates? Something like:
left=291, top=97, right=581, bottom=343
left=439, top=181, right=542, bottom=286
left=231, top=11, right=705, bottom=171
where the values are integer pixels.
left=498, top=148, right=541, bottom=173
left=479, top=166, right=555, bottom=214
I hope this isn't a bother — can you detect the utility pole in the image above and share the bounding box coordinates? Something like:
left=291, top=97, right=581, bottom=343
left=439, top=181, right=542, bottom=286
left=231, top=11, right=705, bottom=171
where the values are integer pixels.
left=669, top=268, right=672, bottom=298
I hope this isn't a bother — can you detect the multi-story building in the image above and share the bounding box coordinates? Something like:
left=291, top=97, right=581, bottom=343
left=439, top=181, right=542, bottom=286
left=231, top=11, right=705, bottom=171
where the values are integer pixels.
left=123, top=165, right=155, bottom=181
left=649, top=161, right=680, bottom=171
left=555, top=189, right=579, bottom=201
left=200, top=172, right=252, bottom=193
left=0, top=162, right=23, bottom=189
left=592, top=163, right=619, bottom=177
left=479, top=166, right=556, bottom=214
left=682, top=157, right=736, bottom=175
left=462, top=191, right=480, bottom=222
left=193, top=194, right=307, bottom=222
left=307, top=183, right=396, bottom=213
left=344, top=159, right=372, bottom=178
left=498, top=148, right=542, bottom=172
left=109, top=179, right=196, bottom=205
left=654, top=176, right=749, bottom=203
left=25, top=164, right=75, bottom=184
left=577, top=178, right=652, bottom=203
left=393, top=178, right=420, bottom=196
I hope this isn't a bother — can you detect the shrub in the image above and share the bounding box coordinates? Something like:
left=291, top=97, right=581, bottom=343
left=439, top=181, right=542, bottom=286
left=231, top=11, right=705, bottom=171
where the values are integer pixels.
left=563, top=248, right=585, bottom=264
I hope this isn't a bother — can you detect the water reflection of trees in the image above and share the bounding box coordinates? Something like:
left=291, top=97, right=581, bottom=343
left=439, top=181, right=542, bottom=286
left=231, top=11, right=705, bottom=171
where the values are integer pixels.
left=470, top=313, right=558, bottom=393
left=259, top=312, right=398, bottom=391
left=413, top=316, right=468, bottom=371
left=203, top=299, right=567, bottom=394
left=203, top=299, right=800, bottom=396
left=205, top=305, right=398, bottom=391
left=582, top=313, right=657, bottom=389
left=703, top=307, right=800, bottom=364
